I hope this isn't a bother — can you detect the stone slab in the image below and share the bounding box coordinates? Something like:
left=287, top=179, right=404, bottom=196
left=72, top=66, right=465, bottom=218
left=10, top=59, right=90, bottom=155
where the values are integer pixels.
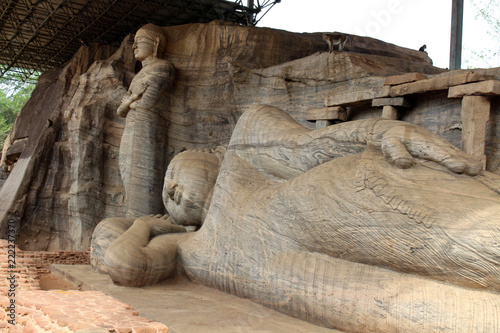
left=372, top=97, right=410, bottom=108
left=382, top=105, right=399, bottom=120
left=384, top=72, right=427, bottom=86
left=389, top=73, right=496, bottom=97
left=5, top=138, right=27, bottom=157
left=51, top=265, right=340, bottom=333
left=306, top=106, right=347, bottom=121
left=461, top=95, right=491, bottom=168
left=325, top=85, right=390, bottom=107
left=448, top=80, right=500, bottom=98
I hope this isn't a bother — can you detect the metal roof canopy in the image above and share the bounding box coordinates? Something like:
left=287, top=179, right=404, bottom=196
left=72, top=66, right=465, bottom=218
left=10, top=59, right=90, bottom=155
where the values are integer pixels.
left=0, top=0, right=280, bottom=83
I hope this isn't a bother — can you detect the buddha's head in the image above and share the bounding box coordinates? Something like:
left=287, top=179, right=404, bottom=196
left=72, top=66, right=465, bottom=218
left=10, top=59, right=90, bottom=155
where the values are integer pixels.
left=133, top=23, right=167, bottom=61
left=163, top=147, right=225, bottom=227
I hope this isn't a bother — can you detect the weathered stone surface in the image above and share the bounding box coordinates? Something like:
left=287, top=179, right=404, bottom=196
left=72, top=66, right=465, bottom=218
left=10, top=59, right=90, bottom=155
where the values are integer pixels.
left=95, top=148, right=223, bottom=285
left=461, top=95, right=491, bottom=167
left=372, top=97, right=411, bottom=120
left=448, top=79, right=500, bottom=97
left=117, top=24, right=175, bottom=218
left=0, top=21, right=449, bottom=251
left=306, top=106, right=347, bottom=121
left=383, top=72, right=428, bottom=86
left=94, top=105, right=499, bottom=332
left=372, top=97, right=410, bottom=107
left=3, top=19, right=500, bottom=269
left=90, top=217, right=135, bottom=273
left=325, top=81, right=391, bottom=106
left=342, top=34, right=434, bottom=65
left=0, top=43, right=119, bottom=250
left=381, top=105, right=399, bottom=119
left=389, top=72, right=496, bottom=97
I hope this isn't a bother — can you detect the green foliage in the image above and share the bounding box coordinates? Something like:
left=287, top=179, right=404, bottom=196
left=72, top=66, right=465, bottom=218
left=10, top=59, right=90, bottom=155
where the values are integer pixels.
left=475, top=0, right=500, bottom=36
left=464, top=0, right=500, bottom=68
left=0, top=78, right=36, bottom=149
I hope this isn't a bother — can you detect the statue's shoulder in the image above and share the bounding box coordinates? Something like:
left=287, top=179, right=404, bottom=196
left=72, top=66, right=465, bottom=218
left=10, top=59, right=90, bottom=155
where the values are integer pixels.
left=150, top=58, right=174, bottom=71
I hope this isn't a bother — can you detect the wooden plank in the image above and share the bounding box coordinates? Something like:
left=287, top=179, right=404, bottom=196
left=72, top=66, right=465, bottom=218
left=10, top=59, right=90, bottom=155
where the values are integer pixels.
left=389, top=73, right=495, bottom=97
left=448, top=80, right=500, bottom=98
left=384, top=73, right=427, bottom=86
left=372, top=97, right=410, bottom=108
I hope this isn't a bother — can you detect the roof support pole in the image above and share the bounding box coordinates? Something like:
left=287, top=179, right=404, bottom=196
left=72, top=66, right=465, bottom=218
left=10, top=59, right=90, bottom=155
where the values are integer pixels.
left=246, top=0, right=255, bottom=25
left=450, top=0, right=464, bottom=70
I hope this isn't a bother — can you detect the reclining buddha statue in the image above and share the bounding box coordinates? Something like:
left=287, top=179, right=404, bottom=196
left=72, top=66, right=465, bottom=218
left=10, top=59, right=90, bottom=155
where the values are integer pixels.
left=92, top=104, right=500, bottom=332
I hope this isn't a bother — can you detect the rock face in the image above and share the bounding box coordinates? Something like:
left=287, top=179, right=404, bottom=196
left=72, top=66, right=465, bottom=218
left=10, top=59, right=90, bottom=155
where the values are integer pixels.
left=0, top=43, right=120, bottom=250
left=0, top=20, right=499, bottom=251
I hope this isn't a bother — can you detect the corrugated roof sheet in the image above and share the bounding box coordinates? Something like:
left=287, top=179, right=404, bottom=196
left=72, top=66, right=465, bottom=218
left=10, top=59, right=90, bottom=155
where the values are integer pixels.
left=0, top=0, right=279, bottom=82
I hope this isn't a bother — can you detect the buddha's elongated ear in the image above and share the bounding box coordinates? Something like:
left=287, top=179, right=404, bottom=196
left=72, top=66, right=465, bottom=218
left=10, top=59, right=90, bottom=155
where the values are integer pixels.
left=153, top=36, right=160, bottom=58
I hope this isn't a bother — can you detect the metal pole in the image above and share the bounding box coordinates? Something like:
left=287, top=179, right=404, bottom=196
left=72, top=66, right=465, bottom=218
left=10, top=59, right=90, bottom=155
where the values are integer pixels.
left=247, top=0, right=255, bottom=25
left=450, top=0, right=464, bottom=70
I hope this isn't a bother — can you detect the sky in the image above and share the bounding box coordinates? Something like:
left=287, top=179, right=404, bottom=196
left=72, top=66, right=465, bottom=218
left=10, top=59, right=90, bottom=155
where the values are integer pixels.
left=257, top=0, right=499, bottom=69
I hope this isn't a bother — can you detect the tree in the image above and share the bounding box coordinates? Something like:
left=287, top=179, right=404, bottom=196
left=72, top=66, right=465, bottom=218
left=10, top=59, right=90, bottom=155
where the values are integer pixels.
left=0, top=78, right=36, bottom=149
left=463, top=0, right=500, bottom=68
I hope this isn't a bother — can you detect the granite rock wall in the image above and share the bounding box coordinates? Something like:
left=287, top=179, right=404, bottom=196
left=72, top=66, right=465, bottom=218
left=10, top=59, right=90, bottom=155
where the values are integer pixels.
left=0, top=20, right=498, bottom=250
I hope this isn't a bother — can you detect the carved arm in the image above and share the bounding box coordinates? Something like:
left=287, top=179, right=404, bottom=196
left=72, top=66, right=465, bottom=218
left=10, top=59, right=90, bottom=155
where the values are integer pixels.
left=230, top=105, right=482, bottom=176
left=308, top=117, right=482, bottom=175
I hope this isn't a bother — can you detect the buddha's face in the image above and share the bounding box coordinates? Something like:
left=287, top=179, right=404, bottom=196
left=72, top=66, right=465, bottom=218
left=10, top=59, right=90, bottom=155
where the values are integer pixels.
left=163, top=151, right=220, bottom=226
left=132, top=30, right=155, bottom=62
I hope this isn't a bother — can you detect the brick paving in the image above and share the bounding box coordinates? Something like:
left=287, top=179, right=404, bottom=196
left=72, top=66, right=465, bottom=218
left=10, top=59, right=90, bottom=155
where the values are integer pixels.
left=1, top=239, right=337, bottom=332
left=0, top=289, right=168, bottom=332
left=0, top=239, right=169, bottom=332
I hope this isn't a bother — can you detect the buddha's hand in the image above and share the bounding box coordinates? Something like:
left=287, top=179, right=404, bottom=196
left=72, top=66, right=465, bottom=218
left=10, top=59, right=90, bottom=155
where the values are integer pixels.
left=128, top=82, right=149, bottom=108
left=117, top=91, right=134, bottom=117
left=117, top=83, right=149, bottom=117
left=136, top=214, right=186, bottom=237
left=369, top=120, right=482, bottom=175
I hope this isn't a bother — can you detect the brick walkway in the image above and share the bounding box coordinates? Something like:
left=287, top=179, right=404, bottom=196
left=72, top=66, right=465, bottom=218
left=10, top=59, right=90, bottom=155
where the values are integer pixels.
left=0, top=239, right=169, bottom=332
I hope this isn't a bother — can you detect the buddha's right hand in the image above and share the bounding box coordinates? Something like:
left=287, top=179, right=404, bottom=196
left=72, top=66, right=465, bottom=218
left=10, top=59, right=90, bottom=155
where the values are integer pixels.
left=136, top=214, right=186, bottom=237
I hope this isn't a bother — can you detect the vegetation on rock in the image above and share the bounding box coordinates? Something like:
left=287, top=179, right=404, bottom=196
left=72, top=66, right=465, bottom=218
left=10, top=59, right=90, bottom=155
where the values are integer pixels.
left=0, top=78, right=36, bottom=149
